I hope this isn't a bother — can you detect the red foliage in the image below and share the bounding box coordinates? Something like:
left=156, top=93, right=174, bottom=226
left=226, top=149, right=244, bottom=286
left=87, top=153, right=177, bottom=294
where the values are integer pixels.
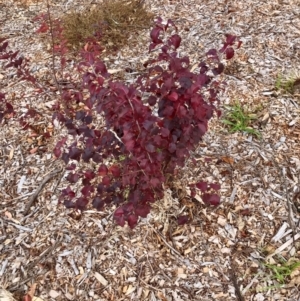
left=0, top=18, right=241, bottom=228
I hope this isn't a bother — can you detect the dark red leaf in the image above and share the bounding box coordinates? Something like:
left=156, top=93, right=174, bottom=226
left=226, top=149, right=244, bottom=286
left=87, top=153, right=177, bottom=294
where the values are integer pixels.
left=149, top=43, right=157, bottom=52
left=53, top=147, right=61, bottom=158
left=36, top=22, right=49, bottom=33
left=150, top=26, right=163, bottom=44
left=82, top=147, right=94, bottom=162
left=206, top=49, right=218, bottom=57
left=81, top=185, right=93, bottom=196
left=150, top=177, right=160, bottom=187
left=177, top=215, right=189, bottom=225
left=148, top=96, right=157, bottom=106
left=92, top=153, right=102, bottom=163
left=61, top=152, right=70, bottom=164
left=114, top=207, right=126, bottom=226
left=24, top=108, right=38, bottom=118
left=66, top=172, right=80, bottom=183
left=62, top=186, right=76, bottom=199
left=76, top=111, right=86, bottom=121
left=0, top=53, right=11, bottom=60
left=98, top=164, right=108, bottom=176
left=124, top=139, right=135, bottom=151
left=115, top=215, right=126, bottom=227
left=114, top=207, right=124, bottom=217
left=167, top=91, right=178, bottom=102
left=225, top=34, right=236, bottom=45
left=212, top=63, right=224, bottom=75
left=202, top=193, right=220, bottom=206
left=209, top=183, right=221, bottom=191
left=161, top=127, right=170, bottom=137
left=97, top=184, right=105, bottom=194
left=109, top=165, right=121, bottom=177
left=168, top=143, right=176, bottom=153
left=135, top=204, right=151, bottom=218
left=240, top=208, right=251, bottom=216
left=112, top=195, right=123, bottom=204
left=63, top=199, right=75, bottom=208
left=145, top=143, right=156, bottom=153
left=127, top=214, right=138, bottom=229
left=225, top=47, right=234, bottom=60
left=168, top=34, right=181, bottom=49
left=102, top=176, right=111, bottom=186
left=69, top=147, right=81, bottom=161
left=94, top=61, right=108, bottom=76
left=84, top=170, right=95, bottom=180
left=0, top=41, right=8, bottom=52
left=196, top=181, right=208, bottom=192
left=92, top=197, right=104, bottom=211
left=76, top=197, right=89, bottom=210
left=66, top=164, right=76, bottom=170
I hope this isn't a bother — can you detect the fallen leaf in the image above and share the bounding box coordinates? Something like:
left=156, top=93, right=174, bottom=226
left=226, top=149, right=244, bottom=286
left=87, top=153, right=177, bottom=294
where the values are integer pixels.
left=29, top=147, right=38, bottom=154
left=240, top=208, right=251, bottom=216
left=221, top=156, right=234, bottom=164
left=177, top=215, right=189, bottom=225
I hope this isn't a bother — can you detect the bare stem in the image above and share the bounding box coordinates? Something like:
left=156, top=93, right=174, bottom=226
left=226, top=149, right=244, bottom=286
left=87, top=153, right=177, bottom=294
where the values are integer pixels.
left=46, top=0, right=62, bottom=96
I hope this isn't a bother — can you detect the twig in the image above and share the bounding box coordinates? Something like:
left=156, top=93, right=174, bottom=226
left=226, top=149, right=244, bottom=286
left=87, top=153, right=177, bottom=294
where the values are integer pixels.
left=27, top=234, right=63, bottom=270
left=242, top=271, right=262, bottom=295
left=8, top=276, right=37, bottom=291
left=247, top=138, right=298, bottom=246
left=46, top=0, right=62, bottom=96
left=0, top=259, right=8, bottom=277
left=229, top=263, right=245, bottom=301
left=0, top=218, right=7, bottom=237
left=4, top=220, right=32, bottom=232
left=53, top=168, right=65, bottom=194
left=148, top=223, right=183, bottom=258
left=268, top=150, right=297, bottom=245
left=23, top=168, right=62, bottom=215
left=281, top=167, right=296, bottom=234
left=266, top=233, right=300, bottom=259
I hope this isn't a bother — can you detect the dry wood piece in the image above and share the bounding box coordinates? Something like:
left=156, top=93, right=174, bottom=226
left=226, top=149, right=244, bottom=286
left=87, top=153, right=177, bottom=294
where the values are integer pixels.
left=23, top=168, right=63, bottom=215
left=229, top=266, right=245, bottom=301
left=0, top=288, right=17, bottom=301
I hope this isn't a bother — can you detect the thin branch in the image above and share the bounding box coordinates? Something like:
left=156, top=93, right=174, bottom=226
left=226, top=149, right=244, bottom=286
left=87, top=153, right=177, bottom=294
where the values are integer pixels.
left=23, top=168, right=63, bottom=215
left=148, top=223, right=183, bottom=258
left=229, top=266, right=245, bottom=301
left=46, top=0, right=62, bottom=96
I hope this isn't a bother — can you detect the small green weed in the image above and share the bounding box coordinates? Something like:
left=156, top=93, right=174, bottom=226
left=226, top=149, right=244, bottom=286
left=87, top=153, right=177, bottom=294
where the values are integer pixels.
left=264, top=259, right=300, bottom=284
left=222, top=102, right=260, bottom=137
left=275, top=73, right=300, bottom=94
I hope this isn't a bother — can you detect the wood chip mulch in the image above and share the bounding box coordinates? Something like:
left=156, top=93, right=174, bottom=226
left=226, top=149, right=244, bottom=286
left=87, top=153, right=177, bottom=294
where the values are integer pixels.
left=0, top=0, right=300, bottom=300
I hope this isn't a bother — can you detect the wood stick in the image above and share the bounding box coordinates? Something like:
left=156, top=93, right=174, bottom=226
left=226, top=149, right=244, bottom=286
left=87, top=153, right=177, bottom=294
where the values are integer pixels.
left=23, top=168, right=63, bottom=215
